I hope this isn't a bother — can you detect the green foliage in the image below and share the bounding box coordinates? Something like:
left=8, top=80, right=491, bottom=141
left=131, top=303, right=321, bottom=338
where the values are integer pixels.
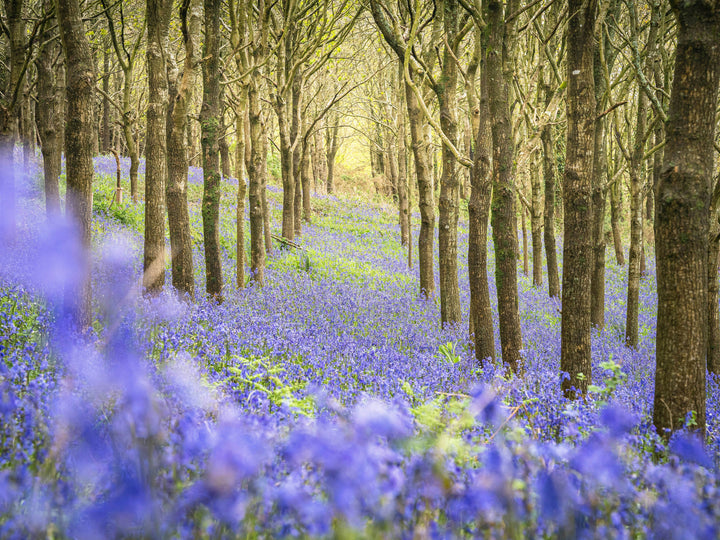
left=267, top=152, right=281, bottom=180
left=93, top=176, right=144, bottom=232
left=589, top=357, right=627, bottom=407
left=223, top=355, right=315, bottom=417
left=438, top=342, right=461, bottom=365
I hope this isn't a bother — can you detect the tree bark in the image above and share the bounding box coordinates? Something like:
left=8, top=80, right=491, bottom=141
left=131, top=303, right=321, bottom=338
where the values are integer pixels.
left=540, top=73, right=560, bottom=298
left=0, top=0, right=25, bottom=239
left=653, top=0, right=720, bottom=438
left=468, top=60, right=495, bottom=363
left=561, top=0, right=597, bottom=399
left=397, top=67, right=410, bottom=247
left=291, top=72, right=303, bottom=236
left=405, top=82, right=435, bottom=299
left=610, top=178, right=625, bottom=265
left=487, top=0, right=522, bottom=373
left=56, top=0, right=96, bottom=329
left=235, top=95, right=248, bottom=288
left=435, top=0, right=462, bottom=326
left=166, top=0, right=198, bottom=299
left=708, top=193, right=720, bottom=375
left=531, top=161, right=543, bottom=288
left=201, top=0, right=223, bottom=301
left=248, top=76, right=266, bottom=284
left=143, top=0, right=171, bottom=294
left=102, top=37, right=111, bottom=153
left=325, top=119, right=340, bottom=194
left=36, top=0, right=61, bottom=216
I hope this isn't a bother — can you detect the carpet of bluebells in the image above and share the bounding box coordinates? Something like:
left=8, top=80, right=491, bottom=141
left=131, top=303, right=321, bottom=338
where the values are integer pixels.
left=1, top=154, right=719, bottom=539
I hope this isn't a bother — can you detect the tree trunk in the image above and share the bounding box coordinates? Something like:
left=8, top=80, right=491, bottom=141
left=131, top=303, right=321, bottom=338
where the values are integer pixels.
left=397, top=68, right=409, bottom=247
left=590, top=25, right=614, bottom=329
left=236, top=97, right=248, bottom=288
left=626, top=0, right=654, bottom=348
left=36, top=0, right=61, bottom=216
left=312, top=126, right=327, bottom=192
left=166, top=0, right=199, bottom=300
left=561, top=0, right=597, bottom=399
left=610, top=178, right=625, bottom=265
left=143, top=0, right=171, bottom=294
left=102, top=38, right=111, bottom=153
left=219, top=107, right=230, bottom=179
left=468, top=63, right=495, bottom=363
left=301, top=139, right=312, bottom=223
left=653, top=0, right=720, bottom=438
left=436, top=0, right=462, bottom=327
left=530, top=161, right=543, bottom=288
left=0, top=0, right=25, bottom=239
left=521, top=203, right=529, bottom=276
left=540, top=74, right=560, bottom=298
left=292, top=72, right=303, bottom=236
left=248, top=77, right=266, bottom=284
left=325, top=120, right=340, bottom=194
left=487, top=0, right=522, bottom=373
left=405, top=81, right=435, bottom=299
left=56, top=0, right=95, bottom=329
left=201, top=0, right=223, bottom=301
left=708, top=203, right=720, bottom=375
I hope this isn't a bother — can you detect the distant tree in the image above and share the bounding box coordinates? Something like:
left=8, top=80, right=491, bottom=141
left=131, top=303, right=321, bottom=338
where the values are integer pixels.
left=143, top=0, right=171, bottom=294
left=369, top=0, right=438, bottom=300
left=56, top=0, right=96, bottom=328
left=100, top=0, right=145, bottom=202
left=561, top=0, right=597, bottom=398
left=653, top=0, right=720, bottom=438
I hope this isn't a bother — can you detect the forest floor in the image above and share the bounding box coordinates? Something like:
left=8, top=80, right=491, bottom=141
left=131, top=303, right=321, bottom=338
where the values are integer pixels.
left=1, top=155, right=719, bottom=537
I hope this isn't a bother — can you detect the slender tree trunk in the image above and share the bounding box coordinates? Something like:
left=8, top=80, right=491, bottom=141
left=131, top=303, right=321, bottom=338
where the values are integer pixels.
left=166, top=0, right=198, bottom=299
left=531, top=161, right=543, bottom=287
left=436, top=0, right=462, bottom=326
left=36, top=0, right=61, bottom=216
left=219, top=106, right=230, bottom=178
left=653, top=0, right=720, bottom=438
left=248, top=77, right=266, bottom=284
left=301, top=139, right=311, bottom=223
left=469, top=63, right=495, bottom=363
left=313, top=126, right=326, bottom=192
left=143, top=0, right=171, bottom=294
left=405, top=82, right=435, bottom=299
left=56, top=0, right=95, bottom=329
left=561, top=0, right=597, bottom=399
left=236, top=97, right=248, bottom=288
left=292, top=72, right=303, bottom=236
left=626, top=0, right=653, bottom=347
left=326, top=121, right=340, bottom=194
left=521, top=203, right=529, bottom=276
left=610, top=178, right=625, bottom=265
left=119, top=65, right=140, bottom=202
left=102, top=38, right=111, bottom=153
left=201, top=0, right=223, bottom=301
left=487, top=0, right=522, bottom=372
left=590, top=24, right=613, bottom=328
left=540, top=74, right=560, bottom=298
left=397, top=68, right=409, bottom=247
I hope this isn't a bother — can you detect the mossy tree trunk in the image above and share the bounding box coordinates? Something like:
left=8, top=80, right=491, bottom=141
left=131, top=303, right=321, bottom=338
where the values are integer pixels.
left=200, top=0, right=223, bottom=301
